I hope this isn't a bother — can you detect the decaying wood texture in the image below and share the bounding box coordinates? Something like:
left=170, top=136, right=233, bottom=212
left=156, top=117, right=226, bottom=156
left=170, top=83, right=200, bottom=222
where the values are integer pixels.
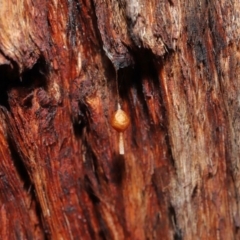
left=0, top=0, right=240, bottom=239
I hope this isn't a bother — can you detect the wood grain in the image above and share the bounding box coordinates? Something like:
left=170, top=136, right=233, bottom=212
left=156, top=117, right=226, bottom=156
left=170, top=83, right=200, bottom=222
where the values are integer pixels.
left=0, top=0, right=239, bottom=239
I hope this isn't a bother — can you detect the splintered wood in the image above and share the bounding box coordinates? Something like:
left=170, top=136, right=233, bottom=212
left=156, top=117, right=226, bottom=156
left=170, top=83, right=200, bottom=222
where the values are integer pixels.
left=0, top=0, right=240, bottom=239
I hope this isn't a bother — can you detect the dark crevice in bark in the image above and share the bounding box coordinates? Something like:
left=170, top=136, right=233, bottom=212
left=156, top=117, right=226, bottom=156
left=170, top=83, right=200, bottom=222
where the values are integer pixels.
left=84, top=175, right=101, bottom=204
left=174, top=230, right=183, bottom=240
left=76, top=99, right=90, bottom=134
left=19, top=56, right=48, bottom=88
left=0, top=77, right=10, bottom=110
left=98, top=218, right=109, bottom=240
left=111, top=153, right=125, bottom=185
left=137, top=49, right=166, bottom=129
left=73, top=121, right=86, bottom=138
left=131, top=51, right=154, bottom=120
left=191, top=184, right=198, bottom=199
left=0, top=64, right=16, bottom=110
left=119, top=66, right=140, bottom=148
left=168, top=204, right=183, bottom=240
left=5, top=56, right=48, bottom=108
left=7, top=137, right=31, bottom=190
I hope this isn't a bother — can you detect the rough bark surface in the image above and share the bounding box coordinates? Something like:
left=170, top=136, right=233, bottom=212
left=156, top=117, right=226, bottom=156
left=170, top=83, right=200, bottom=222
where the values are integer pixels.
left=0, top=0, right=240, bottom=239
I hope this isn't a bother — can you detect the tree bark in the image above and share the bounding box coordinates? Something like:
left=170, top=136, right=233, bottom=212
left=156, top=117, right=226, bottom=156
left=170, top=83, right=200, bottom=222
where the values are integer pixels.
left=0, top=0, right=239, bottom=239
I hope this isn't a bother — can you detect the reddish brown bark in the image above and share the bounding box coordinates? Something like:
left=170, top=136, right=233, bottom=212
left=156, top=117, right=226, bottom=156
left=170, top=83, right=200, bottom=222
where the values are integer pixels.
left=0, top=0, right=240, bottom=239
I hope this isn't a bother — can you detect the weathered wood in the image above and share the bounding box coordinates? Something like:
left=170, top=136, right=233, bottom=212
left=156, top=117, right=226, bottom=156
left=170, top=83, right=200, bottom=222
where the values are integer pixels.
left=0, top=0, right=240, bottom=239
left=0, top=109, right=44, bottom=239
